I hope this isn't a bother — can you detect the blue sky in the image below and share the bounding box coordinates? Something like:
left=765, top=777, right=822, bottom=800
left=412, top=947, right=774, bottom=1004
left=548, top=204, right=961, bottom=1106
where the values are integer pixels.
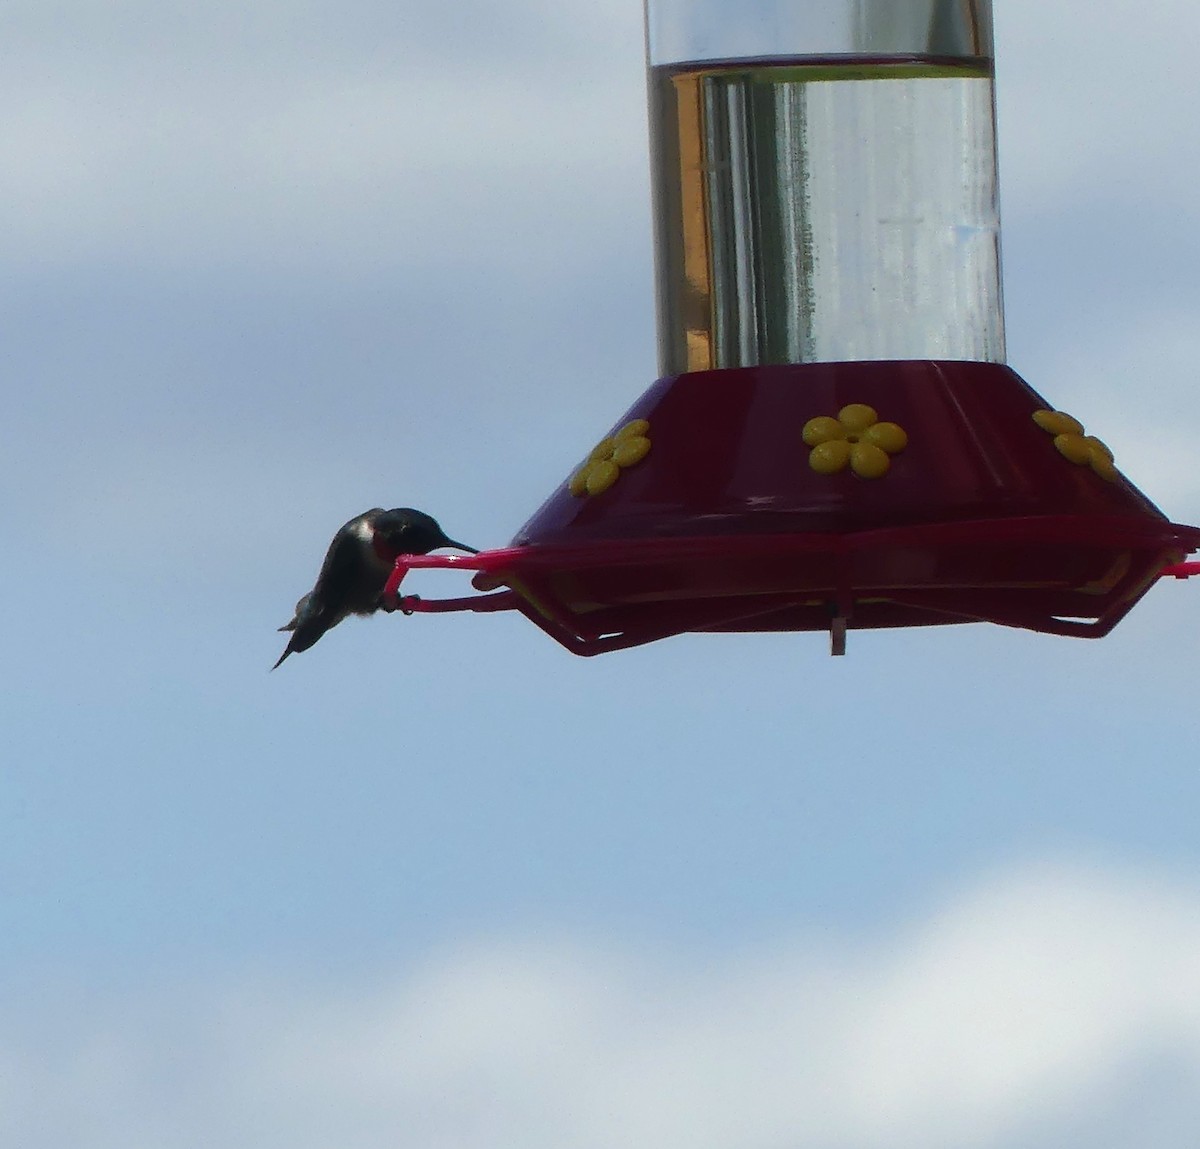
left=3, top=2, right=1200, bottom=1145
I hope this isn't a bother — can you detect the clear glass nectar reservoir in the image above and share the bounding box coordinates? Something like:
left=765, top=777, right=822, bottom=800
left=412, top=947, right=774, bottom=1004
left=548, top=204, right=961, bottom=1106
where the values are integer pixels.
left=645, top=2, right=1003, bottom=374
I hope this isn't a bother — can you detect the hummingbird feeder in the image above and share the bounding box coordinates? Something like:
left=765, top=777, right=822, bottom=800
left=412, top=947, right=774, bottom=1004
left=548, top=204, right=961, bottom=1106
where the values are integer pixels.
left=387, top=0, right=1200, bottom=654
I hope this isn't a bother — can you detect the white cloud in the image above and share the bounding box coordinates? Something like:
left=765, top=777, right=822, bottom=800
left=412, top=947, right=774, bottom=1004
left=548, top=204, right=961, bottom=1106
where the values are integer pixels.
left=5, top=859, right=1200, bottom=1148
left=0, top=0, right=646, bottom=273
left=996, top=0, right=1200, bottom=217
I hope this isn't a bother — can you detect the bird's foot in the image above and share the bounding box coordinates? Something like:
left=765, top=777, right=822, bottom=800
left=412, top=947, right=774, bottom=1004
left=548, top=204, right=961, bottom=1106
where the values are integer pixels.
left=379, top=590, right=421, bottom=615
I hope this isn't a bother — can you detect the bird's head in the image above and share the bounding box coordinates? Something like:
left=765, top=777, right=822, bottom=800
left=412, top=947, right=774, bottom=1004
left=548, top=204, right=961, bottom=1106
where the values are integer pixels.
left=369, top=508, right=479, bottom=562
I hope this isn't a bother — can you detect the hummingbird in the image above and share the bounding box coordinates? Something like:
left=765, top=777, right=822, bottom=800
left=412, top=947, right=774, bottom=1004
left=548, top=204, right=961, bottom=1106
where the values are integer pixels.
left=273, top=507, right=478, bottom=669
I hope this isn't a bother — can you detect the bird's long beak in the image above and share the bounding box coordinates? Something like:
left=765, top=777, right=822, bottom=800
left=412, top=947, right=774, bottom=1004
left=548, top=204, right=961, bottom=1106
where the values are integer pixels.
left=440, top=538, right=480, bottom=554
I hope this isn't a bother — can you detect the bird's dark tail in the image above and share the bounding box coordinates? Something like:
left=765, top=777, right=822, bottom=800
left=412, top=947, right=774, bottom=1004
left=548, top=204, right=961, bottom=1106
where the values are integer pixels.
left=272, top=618, right=299, bottom=668
left=271, top=612, right=332, bottom=670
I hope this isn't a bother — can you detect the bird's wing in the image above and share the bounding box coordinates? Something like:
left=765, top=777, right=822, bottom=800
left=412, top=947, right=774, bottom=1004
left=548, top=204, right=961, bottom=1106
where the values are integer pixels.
left=310, top=511, right=383, bottom=605
left=272, top=510, right=389, bottom=669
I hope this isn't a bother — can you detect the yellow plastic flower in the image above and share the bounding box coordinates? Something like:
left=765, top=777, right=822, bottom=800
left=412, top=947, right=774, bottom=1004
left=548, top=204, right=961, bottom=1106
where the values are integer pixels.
left=802, top=404, right=908, bottom=479
left=1031, top=409, right=1118, bottom=482
left=569, top=419, right=652, bottom=497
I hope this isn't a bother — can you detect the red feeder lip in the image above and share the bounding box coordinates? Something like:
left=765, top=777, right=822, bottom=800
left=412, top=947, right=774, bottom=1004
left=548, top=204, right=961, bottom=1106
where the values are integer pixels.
left=386, top=362, right=1200, bottom=655
left=1162, top=561, right=1200, bottom=579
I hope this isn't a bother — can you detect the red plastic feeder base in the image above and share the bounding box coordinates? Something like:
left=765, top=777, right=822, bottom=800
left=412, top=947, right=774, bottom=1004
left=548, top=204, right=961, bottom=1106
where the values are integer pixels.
left=392, top=362, right=1200, bottom=655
